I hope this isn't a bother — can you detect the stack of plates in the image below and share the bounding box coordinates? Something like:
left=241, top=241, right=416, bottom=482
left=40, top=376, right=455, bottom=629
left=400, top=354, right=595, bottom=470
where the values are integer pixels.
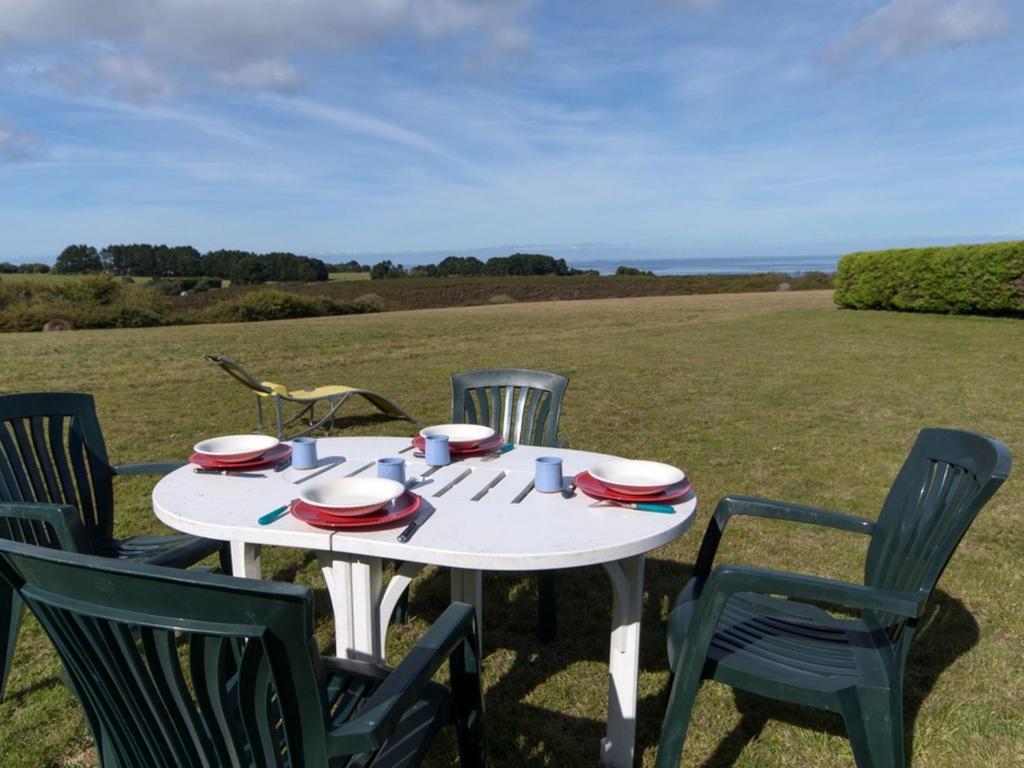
left=412, top=424, right=503, bottom=456
left=575, top=460, right=690, bottom=503
left=191, top=435, right=289, bottom=470
left=290, top=477, right=421, bottom=529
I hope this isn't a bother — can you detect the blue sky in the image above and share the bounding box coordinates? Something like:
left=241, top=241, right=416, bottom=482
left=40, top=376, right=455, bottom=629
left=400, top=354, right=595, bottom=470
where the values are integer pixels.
left=1, top=0, right=1021, bottom=265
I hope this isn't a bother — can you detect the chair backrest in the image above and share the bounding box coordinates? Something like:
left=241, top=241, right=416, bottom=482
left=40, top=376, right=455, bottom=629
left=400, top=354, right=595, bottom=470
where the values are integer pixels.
left=0, top=538, right=335, bottom=767
left=451, top=368, right=569, bottom=447
left=0, top=393, right=115, bottom=541
left=204, top=354, right=274, bottom=395
left=864, top=428, right=1011, bottom=650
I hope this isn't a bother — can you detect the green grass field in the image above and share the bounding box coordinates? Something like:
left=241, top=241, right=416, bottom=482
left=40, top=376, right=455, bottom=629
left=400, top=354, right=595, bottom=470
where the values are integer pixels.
left=327, top=271, right=372, bottom=281
left=0, top=290, right=1021, bottom=767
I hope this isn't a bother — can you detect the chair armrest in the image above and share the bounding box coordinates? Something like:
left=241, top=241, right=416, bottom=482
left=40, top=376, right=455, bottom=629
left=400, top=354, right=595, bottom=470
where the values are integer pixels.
left=707, top=564, right=928, bottom=619
left=326, top=602, right=481, bottom=754
left=0, top=502, right=94, bottom=554
left=693, top=495, right=875, bottom=581
left=113, top=461, right=187, bottom=476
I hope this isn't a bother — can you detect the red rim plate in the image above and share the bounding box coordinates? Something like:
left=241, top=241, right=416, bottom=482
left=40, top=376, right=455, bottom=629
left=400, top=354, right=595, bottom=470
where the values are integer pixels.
left=190, top=443, right=292, bottom=470
left=411, top=434, right=504, bottom=456
left=574, top=471, right=692, bottom=503
left=291, top=492, right=422, bottom=529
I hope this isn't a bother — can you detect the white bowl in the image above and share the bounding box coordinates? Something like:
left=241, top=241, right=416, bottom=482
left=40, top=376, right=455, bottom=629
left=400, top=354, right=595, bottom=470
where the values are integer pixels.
left=299, top=477, right=406, bottom=517
left=588, top=460, right=686, bottom=495
left=419, top=423, right=496, bottom=449
left=193, top=434, right=280, bottom=463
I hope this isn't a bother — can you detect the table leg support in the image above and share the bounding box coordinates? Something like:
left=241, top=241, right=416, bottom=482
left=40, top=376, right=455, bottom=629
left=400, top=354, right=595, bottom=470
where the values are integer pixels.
left=600, top=554, right=645, bottom=768
left=229, top=541, right=261, bottom=579
left=378, top=561, right=425, bottom=663
left=450, top=568, right=483, bottom=655
left=316, top=552, right=385, bottom=663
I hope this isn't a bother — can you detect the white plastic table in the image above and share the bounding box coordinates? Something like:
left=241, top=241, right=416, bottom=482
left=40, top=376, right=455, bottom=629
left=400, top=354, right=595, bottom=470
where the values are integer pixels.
left=153, top=437, right=696, bottom=767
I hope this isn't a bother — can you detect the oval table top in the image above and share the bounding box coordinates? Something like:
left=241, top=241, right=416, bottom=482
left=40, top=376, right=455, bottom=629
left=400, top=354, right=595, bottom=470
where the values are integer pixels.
left=153, top=436, right=697, bottom=571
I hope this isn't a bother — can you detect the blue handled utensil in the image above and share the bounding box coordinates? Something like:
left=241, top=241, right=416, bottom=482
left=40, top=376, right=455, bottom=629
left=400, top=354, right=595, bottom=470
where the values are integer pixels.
left=592, top=500, right=676, bottom=514
left=259, top=499, right=295, bottom=525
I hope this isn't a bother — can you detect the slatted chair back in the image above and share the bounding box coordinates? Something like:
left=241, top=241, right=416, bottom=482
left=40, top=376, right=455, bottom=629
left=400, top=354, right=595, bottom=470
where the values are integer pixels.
left=0, top=539, right=337, bottom=768
left=203, top=355, right=275, bottom=395
left=864, top=428, right=1011, bottom=654
left=451, top=368, right=569, bottom=447
left=0, top=393, right=116, bottom=542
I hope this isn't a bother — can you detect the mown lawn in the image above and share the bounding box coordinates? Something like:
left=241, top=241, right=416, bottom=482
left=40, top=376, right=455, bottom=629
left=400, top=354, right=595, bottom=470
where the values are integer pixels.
left=0, top=290, right=1021, bottom=767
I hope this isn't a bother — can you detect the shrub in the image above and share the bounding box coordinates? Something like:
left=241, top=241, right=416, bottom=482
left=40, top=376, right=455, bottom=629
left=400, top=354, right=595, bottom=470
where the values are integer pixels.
left=0, top=276, right=169, bottom=331
left=834, top=241, right=1024, bottom=315
left=348, top=293, right=386, bottom=313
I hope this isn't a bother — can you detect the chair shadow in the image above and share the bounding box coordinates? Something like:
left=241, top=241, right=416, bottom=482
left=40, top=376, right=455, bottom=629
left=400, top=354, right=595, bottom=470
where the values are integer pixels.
left=406, top=560, right=979, bottom=767
left=325, top=412, right=413, bottom=434
left=671, top=588, right=978, bottom=768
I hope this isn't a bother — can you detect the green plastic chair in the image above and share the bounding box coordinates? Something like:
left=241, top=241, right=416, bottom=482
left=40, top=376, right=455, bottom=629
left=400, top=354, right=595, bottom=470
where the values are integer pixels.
left=0, top=392, right=225, bottom=700
left=204, top=354, right=418, bottom=440
left=454, top=368, right=569, bottom=642
left=451, top=368, right=569, bottom=449
left=656, top=428, right=1012, bottom=768
left=0, top=538, right=487, bottom=768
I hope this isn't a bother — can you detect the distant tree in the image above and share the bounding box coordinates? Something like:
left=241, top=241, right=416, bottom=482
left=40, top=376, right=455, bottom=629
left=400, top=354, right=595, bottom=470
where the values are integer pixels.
left=229, top=256, right=269, bottom=285
left=55, top=244, right=102, bottom=274
left=329, top=259, right=370, bottom=273
left=615, top=266, right=654, bottom=276
left=200, top=249, right=254, bottom=279
left=0, top=262, right=17, bottom=273
left=370, top=260, right=406, bottom=279
left=435, top=256, right=485, bottom=276
left=18, top=263, right=51, bottom=273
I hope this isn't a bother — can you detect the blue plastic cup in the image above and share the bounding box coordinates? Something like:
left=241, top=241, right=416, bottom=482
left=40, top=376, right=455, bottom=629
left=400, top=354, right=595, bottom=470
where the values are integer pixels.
left=535, top=456, right=564, bottom=493
left=377, top=457, right=406, bottom=484
left=291, top=437, right=318, bottom=469
left=424, top=434, right=451, bottom=466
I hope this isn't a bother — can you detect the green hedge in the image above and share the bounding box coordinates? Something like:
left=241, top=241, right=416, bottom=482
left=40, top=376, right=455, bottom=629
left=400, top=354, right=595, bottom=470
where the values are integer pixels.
left=834, top=241, right=1024, bottom=315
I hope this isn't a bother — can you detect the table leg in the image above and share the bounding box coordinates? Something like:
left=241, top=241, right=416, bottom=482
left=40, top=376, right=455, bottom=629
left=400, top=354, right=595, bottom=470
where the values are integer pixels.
left=600, top=554, right=645, bottom=768
left=450, top=568, right=483, bottom=654
left=316, top=552, right=384, bottom=663
left=378, top=561, right=425, bottom=663
left=229, top=541, right=261, bottom=579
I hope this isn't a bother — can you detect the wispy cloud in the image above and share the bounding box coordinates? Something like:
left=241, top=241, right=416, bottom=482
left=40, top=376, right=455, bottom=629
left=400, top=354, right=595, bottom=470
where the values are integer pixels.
left=0, top=0, right=534, bottom=100
left=0, top=117, right=40, bottom=162
left=260, top=94, right=460, bottom=162
left=825, top=0, right=1008, bottom=65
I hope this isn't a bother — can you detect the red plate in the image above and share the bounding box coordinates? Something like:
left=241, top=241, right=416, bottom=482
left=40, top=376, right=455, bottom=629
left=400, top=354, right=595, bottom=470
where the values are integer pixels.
left=190, top=443, right=292, bottom=470
left=574, top=471, right=692, bottom=503
left=411, top=434, right=504, bottom=457
left=290, top=492, right=423, bottom=529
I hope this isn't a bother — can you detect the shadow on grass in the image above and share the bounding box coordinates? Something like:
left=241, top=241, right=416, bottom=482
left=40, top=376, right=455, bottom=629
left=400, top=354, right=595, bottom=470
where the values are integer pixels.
left=407, top=555, right=696, bottom=767
left=408, top=561, right=978, bottom=767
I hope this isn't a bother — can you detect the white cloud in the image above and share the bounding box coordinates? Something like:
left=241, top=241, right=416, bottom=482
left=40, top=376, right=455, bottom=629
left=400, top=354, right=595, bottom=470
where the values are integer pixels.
left=0, top=118, right=39, bottom=161
left=0, top=0, right=533, bottom=98
left=825, top=0, right=1007, bottom=64
left=216, top=60, right=303, bottom=93
left=96, top=55, right=176, bottom=102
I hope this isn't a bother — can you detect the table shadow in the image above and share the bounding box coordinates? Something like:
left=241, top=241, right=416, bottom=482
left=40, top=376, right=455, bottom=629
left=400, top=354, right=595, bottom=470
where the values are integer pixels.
left=404, top=559, right=979, bottom=767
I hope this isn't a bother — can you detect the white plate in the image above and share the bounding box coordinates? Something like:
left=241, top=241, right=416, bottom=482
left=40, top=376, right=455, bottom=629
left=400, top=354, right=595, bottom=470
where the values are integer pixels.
left=588, top=459, right=686, bottom=495
left=193, top=434, right=280, bottom=463
left=419, top=423, right=496, bottom=449
left=299, top=477, right=406, bottom=517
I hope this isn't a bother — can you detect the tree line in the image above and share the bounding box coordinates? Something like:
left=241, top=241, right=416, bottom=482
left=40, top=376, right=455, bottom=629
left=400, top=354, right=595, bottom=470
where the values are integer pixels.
left=54, top=244, right=347, bottom=284
left=370, top=253, right=598, bottom=279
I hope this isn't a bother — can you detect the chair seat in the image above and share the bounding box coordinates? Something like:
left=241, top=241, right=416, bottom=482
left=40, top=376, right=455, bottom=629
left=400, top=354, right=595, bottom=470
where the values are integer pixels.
left=667, top=578, right=893, bottom=704
left=95, top=533, right=222, bottom=567
left=322, top=657, right=451, bottom=768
